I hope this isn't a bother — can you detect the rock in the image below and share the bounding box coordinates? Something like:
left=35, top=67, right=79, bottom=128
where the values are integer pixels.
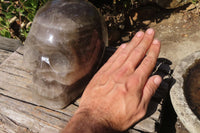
left=170, top=51, right=200, bottom=133
left=140, top=0, right=192, bottom=9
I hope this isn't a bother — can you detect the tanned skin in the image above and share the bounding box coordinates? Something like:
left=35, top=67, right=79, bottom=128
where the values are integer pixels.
left=62, top=28, right=162, bottom=133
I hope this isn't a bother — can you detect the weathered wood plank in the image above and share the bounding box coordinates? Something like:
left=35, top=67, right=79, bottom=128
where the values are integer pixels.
left=0, top=36, right=22, bottom=65
left=0, top=49, right=12, bottom=64
left=0, top=47, right=162, bottom=133
left=0, top=36, right=22, bottom=52
left=0, top=94, right=70, bottom=133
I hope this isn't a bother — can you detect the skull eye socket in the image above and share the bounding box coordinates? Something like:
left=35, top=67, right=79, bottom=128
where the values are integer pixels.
left=47, top=53, right=72, bottom=74
left=24, top=46, right=73, bottom=75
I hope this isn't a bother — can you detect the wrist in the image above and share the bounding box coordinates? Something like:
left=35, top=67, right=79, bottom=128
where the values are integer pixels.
left=62, top=108, right=120, bottom=133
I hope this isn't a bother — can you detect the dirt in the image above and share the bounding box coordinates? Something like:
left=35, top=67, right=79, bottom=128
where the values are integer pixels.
left=152, top=11, right=200, bottom=43
left=102, top=3, right=200, bottom=46
left=102, top=2, right=200, bottom=66
left=151, top=8, right=200, bottom=68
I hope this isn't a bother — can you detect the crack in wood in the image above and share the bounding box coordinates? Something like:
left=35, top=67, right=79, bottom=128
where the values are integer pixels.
left=0, top=88, right=5, bottom=91
left=0, top=64, right=32, bottom=77
left=0, top=93, right=37, bottom=106
left=0, top=49, right=15, bottom=53
left=0, top=93, right=72, bottom=117
left=0, top=94, right=70, bottom=132
left=0, top=68, right=29, bottom=78
left=0, top=70, right=26, bottom=79
left=73, top=102, right=79, bottom=106
left=0, top=114, right=32, bottom=133
left=37, top=105, right=73, bottom=117
left=15, top=51, right=23, bottom=56
left=41, top=111, right=69, bottom=122
left=15, top=67, right=32, bottom=74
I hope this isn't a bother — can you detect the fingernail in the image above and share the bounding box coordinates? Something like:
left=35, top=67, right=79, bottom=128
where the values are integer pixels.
left=121, top=43, right=127, bottom=48
left=154, top=76, right=162, bottom=86
left=136, top=31, right=144, bottom=38
left=153, top=39, right=160, bottom=45
left=146, top=28, right=154, bottom=35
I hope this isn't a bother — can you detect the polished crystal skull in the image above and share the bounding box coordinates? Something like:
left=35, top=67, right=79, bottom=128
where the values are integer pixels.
left=23, top=0, right=108, bottom=108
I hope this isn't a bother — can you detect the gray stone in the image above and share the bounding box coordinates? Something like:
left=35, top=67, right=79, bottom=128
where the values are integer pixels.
left=170, top=51, right=200, bottom=133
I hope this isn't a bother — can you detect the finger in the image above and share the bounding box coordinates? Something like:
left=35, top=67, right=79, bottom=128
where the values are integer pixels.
left=98, top=43, right=127, bottom=73
left=122, top=29, right=155, bottom=74
left=141, top=75, right=162, bottom=108
left=134, top=39, right=160, bottom=81
left=127, top=31, right=145, bottom=51
left=126, top=39, right=160, bottom=97
left=108, top=31, right=145, bottom=72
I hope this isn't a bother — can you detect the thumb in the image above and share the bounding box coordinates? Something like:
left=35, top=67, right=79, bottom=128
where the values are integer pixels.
left=141, top=75, right=162, bottom=106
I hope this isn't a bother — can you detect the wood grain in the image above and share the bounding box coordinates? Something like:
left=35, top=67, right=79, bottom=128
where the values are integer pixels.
left=0, top=36, right=22, bottom=65
left=0, top=36, right=22, bottom=52
left=0, top=49, right=12, bottom=64
left=0, top=46, right=162, bottom=133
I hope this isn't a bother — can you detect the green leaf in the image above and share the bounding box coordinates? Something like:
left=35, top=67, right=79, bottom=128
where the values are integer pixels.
left=0, top=0, right=48, bottom=40
left=1, top=3, right=11, bottom=10
left=5, top=31, right=11, bottom=38
left=1, top=10, right=7, bottom=15
left=31, top=0, right=39, bottom=8
left=0, top=19, right=7, bottom=27
left=20, top=28, right=29, bottom=39
left=27, top=13, right=35, bottom=21
left=0, top=17, right=3, bottom=22
left=0, top=29, right=11, bottom=38
left=5, top=13, right=14, bottom=19
left=16, top=8, right=21, bottom=13
left=24, top=0, right=38, bottom=9
left=5, top=21, right=10, bottom=27
left=24, top=30, right=28, bottom=38
left=7, top=3, right=15, bottom=12
left=20, top=0, right=25, bottom=3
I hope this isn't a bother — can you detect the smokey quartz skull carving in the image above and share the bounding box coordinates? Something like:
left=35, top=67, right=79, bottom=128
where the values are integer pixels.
left=24, top=0, right=107, bottom=109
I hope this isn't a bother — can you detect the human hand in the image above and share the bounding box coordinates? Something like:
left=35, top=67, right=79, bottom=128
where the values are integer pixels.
left=64, top=28, right=162, bottom=132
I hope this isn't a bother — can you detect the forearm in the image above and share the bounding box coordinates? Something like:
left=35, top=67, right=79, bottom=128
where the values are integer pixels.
left=62, top=110, right=120, bottom=133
